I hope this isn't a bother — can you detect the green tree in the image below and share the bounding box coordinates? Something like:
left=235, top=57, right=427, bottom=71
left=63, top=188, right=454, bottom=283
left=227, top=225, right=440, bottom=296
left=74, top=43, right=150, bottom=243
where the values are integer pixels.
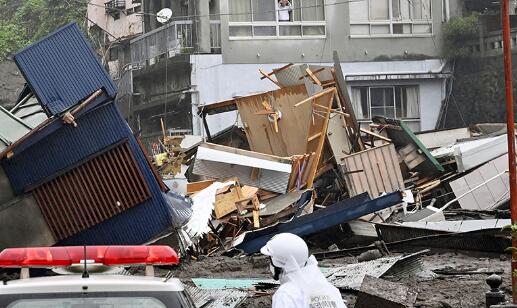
left=0, top=0, right=87, bottom=59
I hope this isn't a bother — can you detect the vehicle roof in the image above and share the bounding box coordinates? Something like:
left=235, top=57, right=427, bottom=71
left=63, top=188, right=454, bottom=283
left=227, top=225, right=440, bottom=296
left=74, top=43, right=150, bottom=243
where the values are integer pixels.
left=0, top=275, right=184, bottom=294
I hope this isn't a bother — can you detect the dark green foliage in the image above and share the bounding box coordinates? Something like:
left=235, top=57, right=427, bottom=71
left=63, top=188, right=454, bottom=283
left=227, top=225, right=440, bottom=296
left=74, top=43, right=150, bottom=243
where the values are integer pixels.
left=443, top=14, right=480, bottom=59
left=0, top=0, right=87, bottom=59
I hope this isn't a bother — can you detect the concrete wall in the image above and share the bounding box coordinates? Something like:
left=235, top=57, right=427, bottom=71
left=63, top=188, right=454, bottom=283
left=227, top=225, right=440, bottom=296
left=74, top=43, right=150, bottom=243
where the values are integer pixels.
left=0, top=60, right=25, bottom=109
left=220, top=0, right=451, bottom=63
left=87, top=0, right=143, bottom=41
left=191, top=55, right=446, bottom=134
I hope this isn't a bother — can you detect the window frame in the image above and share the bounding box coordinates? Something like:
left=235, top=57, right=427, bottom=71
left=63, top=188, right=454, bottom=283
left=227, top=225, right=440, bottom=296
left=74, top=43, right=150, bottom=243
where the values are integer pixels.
left=228, top=0, right=327, bottom=40
left=350, top=0, right=433, bottom=38
left=353, top=85, right=421, bottom=121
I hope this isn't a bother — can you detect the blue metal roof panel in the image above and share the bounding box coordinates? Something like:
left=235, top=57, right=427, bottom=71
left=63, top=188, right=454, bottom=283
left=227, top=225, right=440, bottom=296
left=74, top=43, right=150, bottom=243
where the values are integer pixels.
left=234, top=192, right=403, bottom=254
left=2, top=102, right=175, bottom=244
left=14, top=23, right=117, bottom=115
left=2, top=103, right=127, bottom=194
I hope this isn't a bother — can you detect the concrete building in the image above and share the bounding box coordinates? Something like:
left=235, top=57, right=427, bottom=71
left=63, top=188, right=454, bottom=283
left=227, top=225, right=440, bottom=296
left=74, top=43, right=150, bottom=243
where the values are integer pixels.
left=87, top=0, right=465, bottom=147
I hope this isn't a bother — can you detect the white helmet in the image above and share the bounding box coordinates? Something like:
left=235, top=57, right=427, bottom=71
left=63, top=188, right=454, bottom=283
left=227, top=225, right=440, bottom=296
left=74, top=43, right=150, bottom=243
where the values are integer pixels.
left=260, top=233, right=309, bottom=272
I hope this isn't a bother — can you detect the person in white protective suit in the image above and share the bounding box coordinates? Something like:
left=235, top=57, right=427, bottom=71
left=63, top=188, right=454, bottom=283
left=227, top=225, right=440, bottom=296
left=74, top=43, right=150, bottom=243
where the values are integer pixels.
left=260, top=233, right=347, bottom=308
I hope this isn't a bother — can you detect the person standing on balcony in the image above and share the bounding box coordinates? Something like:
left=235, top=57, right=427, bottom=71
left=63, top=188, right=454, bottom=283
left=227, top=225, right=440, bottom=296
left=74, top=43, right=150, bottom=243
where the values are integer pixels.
left=278, top=0, right=293, bottom=22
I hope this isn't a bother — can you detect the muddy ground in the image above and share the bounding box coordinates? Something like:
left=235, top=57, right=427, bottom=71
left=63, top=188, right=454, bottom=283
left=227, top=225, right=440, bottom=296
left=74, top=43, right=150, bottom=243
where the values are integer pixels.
left=162, top=247, right=512, bottom=308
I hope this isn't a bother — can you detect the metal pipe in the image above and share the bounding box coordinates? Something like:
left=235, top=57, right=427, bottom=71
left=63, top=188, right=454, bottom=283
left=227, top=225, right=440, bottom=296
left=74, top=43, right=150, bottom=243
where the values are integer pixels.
left=501, top=0, right=517, bottom=303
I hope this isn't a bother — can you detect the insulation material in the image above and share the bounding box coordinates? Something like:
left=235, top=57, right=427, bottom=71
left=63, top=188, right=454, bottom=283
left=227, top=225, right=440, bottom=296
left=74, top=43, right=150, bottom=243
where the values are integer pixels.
left=449, top=153, right=510, bottom=210
left=193, top=143, right=292, bottom=194
left=33, top=142, right=152, bottom=241
left=340, top=143, right=404, bottom=198
left=183, top=181, right=235, bottom=244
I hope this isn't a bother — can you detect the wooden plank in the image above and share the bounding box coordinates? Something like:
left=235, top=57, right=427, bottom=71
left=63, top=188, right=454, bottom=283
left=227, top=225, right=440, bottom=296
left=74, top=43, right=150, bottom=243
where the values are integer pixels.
left=236, top=84, right=311, bottom=156
left=259, top=69, right=282, bottom=88
left=298, top=67, right=326, bottom=80
left=214, top=187, right=241, bottom=219
left=360, top=128, right=392, bottom=143
left=187, top=179, right=216, bottom=195
left=305, top=88, right=336, bottom=188
left=305, top=68, right=322, bottom=86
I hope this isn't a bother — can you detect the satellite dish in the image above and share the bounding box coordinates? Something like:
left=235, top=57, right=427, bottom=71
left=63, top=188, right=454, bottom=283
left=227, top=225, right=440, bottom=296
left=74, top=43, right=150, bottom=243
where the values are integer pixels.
left=157, top=8, right=173, bottom=24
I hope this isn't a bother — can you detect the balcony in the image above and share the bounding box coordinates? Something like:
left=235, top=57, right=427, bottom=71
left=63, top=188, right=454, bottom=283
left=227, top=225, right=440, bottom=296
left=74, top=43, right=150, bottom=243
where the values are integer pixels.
left=105, top=0, right=125, bottom=18
left=129, top=20, right=221, bottom=67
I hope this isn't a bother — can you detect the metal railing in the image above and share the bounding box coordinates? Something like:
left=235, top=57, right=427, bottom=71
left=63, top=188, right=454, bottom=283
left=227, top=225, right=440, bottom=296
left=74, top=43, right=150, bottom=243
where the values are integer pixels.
left=129, top=19, right=222, bottom=66
left=130, top=20, right=193, bottom=67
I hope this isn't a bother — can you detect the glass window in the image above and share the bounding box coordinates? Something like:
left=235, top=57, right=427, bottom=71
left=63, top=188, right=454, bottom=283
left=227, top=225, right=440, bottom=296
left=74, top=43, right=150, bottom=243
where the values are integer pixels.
left=351, top=0, right=432, bottom=36
left=252, top=0, right=275, bottom=21
left=371, top=87, right=395, bottom=118
left=228, top=0, right=325, bottom=38
left=370, top=0, right=389, bottom=20
left=229, top=0, right=251, bottom=22
left=302, top=0, right=325, bottom=21
left=412, top=0, right=431, bottom=20
left=352, top=85, right=419, bottom=120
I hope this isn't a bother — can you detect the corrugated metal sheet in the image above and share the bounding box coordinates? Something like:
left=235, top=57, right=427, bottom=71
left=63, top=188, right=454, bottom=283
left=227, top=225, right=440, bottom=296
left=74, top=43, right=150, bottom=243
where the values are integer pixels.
left=0, top=106, right=32, bottom=152
left=33, top=142, right=152, bottom=241
left=193, top=143, right=293, bottom=194
left=185, top=286, right=248, bottom=308
left=11, top=97, right=48, bottom=128
left=2, top=103, right=128, bottom=194
left=3, top=102, right=174, bottom=245
left=340, top=143, right=404, bottom=198
left=326, top=251, right=425, bottom=290
left=14, top=23, right=117, bottom=115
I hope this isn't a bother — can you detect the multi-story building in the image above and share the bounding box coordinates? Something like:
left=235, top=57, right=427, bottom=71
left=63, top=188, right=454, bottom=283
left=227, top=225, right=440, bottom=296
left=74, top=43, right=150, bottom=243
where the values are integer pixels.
left=87, top=0, right=471, bottom=147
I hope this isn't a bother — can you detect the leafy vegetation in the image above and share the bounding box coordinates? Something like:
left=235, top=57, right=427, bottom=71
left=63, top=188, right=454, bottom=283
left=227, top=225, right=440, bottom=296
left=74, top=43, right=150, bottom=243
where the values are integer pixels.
left=442, top=14, right=480, bottom=59
left=0, top=0, right=87, bottom=59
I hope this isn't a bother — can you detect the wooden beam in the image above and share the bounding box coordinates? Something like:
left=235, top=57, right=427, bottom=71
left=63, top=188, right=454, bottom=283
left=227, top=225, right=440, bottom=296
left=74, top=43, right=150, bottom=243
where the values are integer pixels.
left=298, top=67, right=326, bottom=80
left=259, top=69, right=282, bottom=88
left=260, top=63, right=294, bottom=79
left=305, top=68, right=322, bottom=86
left=294, top=87, right=336, bottom=107
left=360, top=128, right=392, bottom=143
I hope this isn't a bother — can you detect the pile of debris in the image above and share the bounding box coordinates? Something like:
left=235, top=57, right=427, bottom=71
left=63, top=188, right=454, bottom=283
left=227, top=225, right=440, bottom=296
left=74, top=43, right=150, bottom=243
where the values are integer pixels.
left=153, top=53, right=512, bottom=260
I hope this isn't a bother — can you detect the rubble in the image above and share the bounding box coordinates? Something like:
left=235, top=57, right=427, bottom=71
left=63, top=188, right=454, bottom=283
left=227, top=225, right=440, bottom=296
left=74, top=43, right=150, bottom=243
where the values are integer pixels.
left=0, top=22, right=515, bottom=308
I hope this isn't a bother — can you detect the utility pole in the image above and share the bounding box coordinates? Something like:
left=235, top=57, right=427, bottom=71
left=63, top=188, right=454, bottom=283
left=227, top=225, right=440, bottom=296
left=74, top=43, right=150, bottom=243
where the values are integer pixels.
left=502, top=0, right=517, bottom=303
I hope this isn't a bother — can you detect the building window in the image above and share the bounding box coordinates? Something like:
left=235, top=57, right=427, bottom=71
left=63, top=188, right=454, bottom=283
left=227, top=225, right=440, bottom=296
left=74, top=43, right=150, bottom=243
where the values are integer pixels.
left=351, top=85, right=420, bottom=121
left=228, top=0, right=326, bottom=38
left=349, top=0, right=432, bottom=37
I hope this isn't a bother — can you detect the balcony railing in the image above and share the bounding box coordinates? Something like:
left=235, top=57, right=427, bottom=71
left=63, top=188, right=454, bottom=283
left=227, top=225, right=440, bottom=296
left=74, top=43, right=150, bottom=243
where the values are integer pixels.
left=130, top=20, right=192, bottom=67
left=129, top=20, right=221, bottom=67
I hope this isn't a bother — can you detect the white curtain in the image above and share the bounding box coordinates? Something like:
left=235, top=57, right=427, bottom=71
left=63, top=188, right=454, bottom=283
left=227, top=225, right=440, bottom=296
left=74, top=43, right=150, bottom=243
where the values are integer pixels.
left=369, top=0, right=389, bottom=20
left=405, top=86, right=420, bottom=118
left=229, top=0, right=251, bottom=22
left=302, top=0, right=324, bottom=21
left=351, top=88, right=365, bottom=119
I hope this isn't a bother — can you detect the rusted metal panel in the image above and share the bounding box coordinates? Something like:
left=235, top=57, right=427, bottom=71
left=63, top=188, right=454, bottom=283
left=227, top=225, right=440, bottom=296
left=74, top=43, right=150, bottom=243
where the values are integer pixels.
left=340, top=143, right=404, bottom=198
left=34, top=142, right=151, bottom=241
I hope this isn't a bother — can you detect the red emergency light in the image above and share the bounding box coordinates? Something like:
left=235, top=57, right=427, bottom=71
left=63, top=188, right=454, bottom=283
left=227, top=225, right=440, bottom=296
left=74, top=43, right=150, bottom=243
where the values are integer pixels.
left=0, top=246, right=179, bottom=268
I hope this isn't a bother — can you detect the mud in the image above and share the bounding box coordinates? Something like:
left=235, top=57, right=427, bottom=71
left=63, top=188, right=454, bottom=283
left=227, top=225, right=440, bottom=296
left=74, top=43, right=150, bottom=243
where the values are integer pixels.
left=163, top=248, right=512, bottom=308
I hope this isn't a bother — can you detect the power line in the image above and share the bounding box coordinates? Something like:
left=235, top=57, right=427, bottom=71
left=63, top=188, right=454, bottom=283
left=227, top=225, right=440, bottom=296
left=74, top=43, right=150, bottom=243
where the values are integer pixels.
left=80, top=0, right=366, bottom=21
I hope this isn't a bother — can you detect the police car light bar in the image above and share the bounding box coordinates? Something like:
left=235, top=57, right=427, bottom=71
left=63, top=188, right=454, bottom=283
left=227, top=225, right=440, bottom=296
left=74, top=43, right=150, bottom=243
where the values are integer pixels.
left=0, top=246, right=179, bottom=268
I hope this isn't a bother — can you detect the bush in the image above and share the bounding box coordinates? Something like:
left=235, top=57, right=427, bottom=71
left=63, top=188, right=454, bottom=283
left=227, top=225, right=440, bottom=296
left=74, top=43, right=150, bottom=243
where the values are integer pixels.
left=443, top=14, right=480, bottom=59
